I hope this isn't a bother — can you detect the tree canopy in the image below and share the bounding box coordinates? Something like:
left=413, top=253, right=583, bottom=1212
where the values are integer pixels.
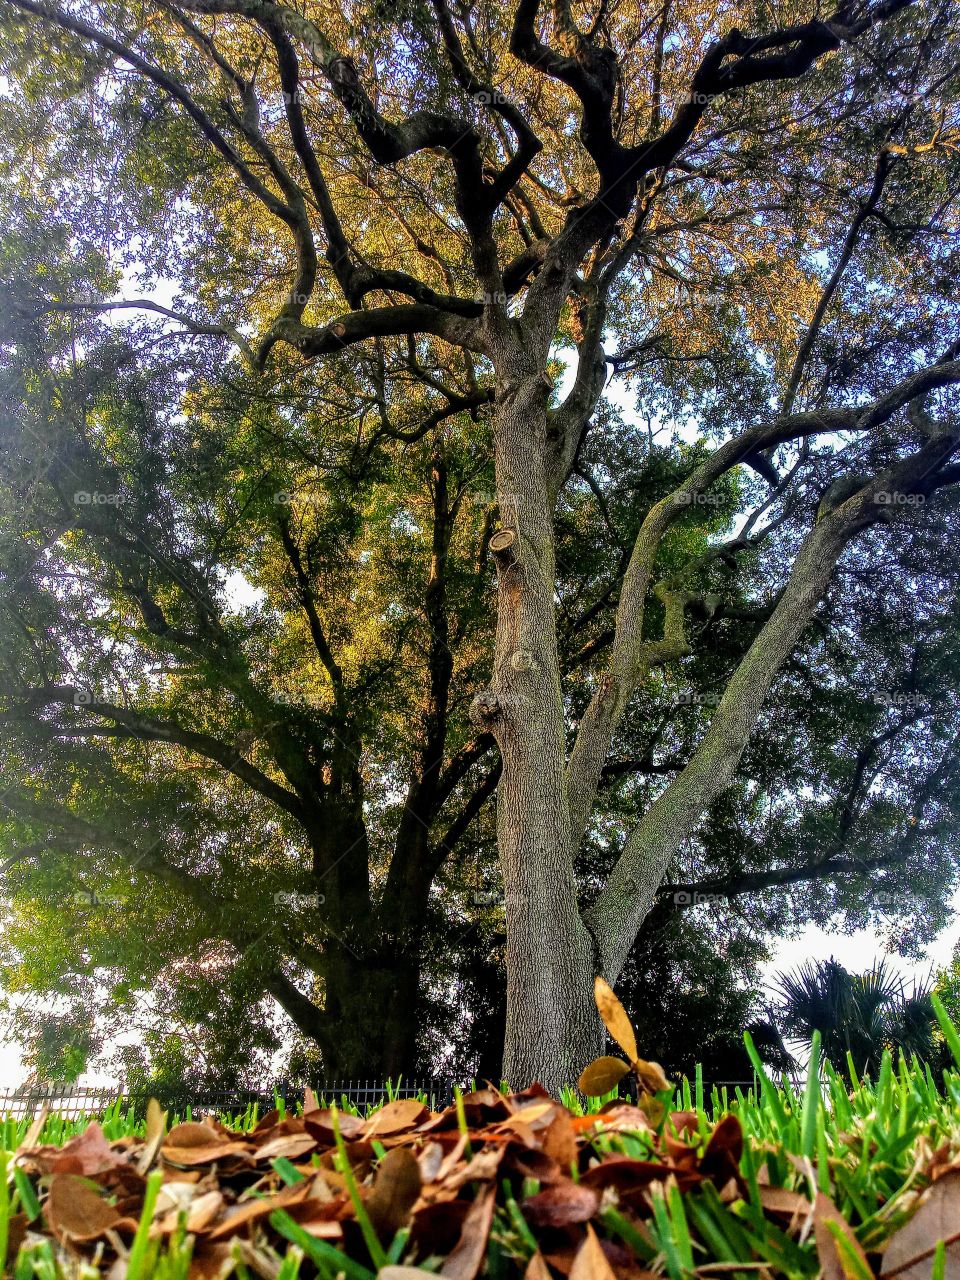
left=0, top=0, right=958, bottom=1089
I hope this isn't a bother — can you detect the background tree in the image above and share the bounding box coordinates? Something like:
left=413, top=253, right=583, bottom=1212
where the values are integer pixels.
left=0, top=0, right=958, bottom=1090
left=774, top=958, right=939, bottom=1076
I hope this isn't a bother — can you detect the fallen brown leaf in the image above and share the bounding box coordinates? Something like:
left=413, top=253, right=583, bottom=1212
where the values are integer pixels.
left=758, top=1185, right=813, bottom=1226
left=206, top=1180, right=313, bottom=1241
left=814, top=1191, right=871, bottom=1280
left=541, top=1112, right=578, bottom=1170
left=439, top=1185, right=496, bottom=1280
left=366, top=1147, right=422, bottom=1240
left=578, top=1056, right=632, bottom=1097
left=155, top=1189, right=225, bottom=1237
left=32, top=1122, right=131, bottom=1177
left=255, top=1131, right=319, bottom=1161
left=364, top=1098, right=430, bottom=1137
left=137, top=1099, right=168, bottom=1176
left=304, top=1109, right=365, bottom=1144
left=881, top=1170, right=960, bottom=1279
left=594, top=977, right=639, bottom=1063
left=522, top=1181, right=601, bottom=1228
left=46, top=1173, right=138, bottom=1243
left=634, top=1060, right=671, bottom=1094
left=570, top=1224, right=618, bottom=1280
left=163, top=1122, right=251, bottom=1167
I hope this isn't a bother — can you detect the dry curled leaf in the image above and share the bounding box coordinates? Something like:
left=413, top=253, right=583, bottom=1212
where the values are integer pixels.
left=634, top=1059, right=672, bottom=1094
left=815, top=1191, right=872, bottom=1280
left=162, top=1123, right=251, bottom=1167
left=31, top=1122, right=130, bottom=1177
left=440, top=1185, right=496, bottom=1280
left=137, top=1099, right=167, bottom=1176
left=364, top=1098, right=430, bottom=1137
left=757, top=1185, right=813, bottom=1227
left=46, top=1173, right=138, bottom=1243
left=570, top=1223, right=618, bottom=1280
left=522, top=1181, right=600, bottom=1228
left=366, top=1146, right=422, bottom=1240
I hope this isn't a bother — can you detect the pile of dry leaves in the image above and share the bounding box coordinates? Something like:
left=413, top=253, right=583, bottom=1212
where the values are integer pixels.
left=7, top=1083, right=751, bottom=1279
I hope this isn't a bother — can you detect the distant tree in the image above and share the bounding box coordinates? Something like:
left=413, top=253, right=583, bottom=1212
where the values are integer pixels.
left=774, top=958, right=938, bottom=1076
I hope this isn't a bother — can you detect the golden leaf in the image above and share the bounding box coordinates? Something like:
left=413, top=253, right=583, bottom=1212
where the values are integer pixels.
left=593, top=976, right=639, bottom=1063
left=635, top=1058, right=672, bottom=1093
left=577, top=1055, right=631, bottom=1097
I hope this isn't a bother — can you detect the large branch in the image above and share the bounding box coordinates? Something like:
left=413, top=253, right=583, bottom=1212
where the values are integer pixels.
left=170, top=0, right=515, bottom=284
left=22, top=299, right=257, bottom=366
left=273, top=305, right=485, bottom=362
left=564, top=357, right=960, bottom=849
left=277, top=517, right=345, bottom=703
left=7, top=688, right=307, bottom=820
left=782, top=151, right=895, bottom=413
left=523, top=0, right=917, bottom=325
left=583, top=431, right=960, bottom=978
left=658, top=728, right=960, bottom=902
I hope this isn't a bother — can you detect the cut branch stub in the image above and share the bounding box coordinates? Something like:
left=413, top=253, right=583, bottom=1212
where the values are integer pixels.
left=469, top=690, right=502, bottom=729
left=489, top=528, right=518, bottom=566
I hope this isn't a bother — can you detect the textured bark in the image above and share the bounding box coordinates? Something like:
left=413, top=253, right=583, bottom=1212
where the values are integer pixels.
left=471, top=351, right=604, bottom=1091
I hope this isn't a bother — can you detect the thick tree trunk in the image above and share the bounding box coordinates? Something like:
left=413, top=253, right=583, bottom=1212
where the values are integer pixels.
left=473, top=366, right=604, bottom=1093
left=320, top=938, right=422, bottom=1078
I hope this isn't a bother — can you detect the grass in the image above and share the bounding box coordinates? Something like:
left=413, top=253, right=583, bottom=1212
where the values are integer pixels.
left=4, top=1000, right=960, bottom=1277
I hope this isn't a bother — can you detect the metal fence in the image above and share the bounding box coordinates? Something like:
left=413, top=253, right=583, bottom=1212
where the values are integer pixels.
left=0, top=1077, right=761, bottom=1122
left=0, top=1078, right=458, bottom=1121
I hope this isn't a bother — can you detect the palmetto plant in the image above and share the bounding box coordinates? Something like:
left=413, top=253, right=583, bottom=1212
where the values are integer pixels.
left=774, top=958, right=938, bottom=1077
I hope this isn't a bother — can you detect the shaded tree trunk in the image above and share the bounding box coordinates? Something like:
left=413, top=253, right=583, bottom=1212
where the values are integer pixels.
left=320, top=940, right=423, bottom=1077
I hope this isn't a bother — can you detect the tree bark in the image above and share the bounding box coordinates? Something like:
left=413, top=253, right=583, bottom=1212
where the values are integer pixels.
left=474, top=363, right=603, bottom=1092
left=320, top=939, right=422, bottom=1078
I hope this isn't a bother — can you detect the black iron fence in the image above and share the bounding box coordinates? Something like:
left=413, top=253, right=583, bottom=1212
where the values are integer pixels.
left=0, top=1077, right=758, bottom=1122
left=0, top=1078, right=458, bottom=1121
